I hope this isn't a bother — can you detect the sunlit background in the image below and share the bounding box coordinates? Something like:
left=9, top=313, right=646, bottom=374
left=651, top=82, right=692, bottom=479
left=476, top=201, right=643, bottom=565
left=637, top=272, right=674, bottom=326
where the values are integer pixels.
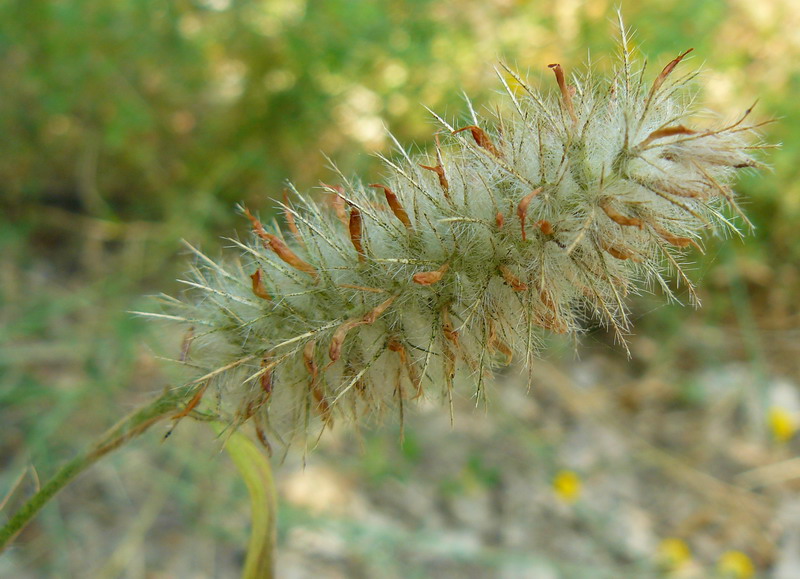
left=2, top=0, right=799, bottom=576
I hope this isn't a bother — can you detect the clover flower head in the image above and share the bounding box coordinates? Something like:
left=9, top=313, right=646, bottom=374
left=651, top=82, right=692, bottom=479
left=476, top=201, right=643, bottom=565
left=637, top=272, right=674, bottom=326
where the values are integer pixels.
left=150, top=20, right=766, bottom=451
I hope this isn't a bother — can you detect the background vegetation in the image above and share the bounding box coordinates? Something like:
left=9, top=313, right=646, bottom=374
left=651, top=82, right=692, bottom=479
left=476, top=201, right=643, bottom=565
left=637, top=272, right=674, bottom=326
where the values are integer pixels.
left=1, top=0, right=798, bottom=576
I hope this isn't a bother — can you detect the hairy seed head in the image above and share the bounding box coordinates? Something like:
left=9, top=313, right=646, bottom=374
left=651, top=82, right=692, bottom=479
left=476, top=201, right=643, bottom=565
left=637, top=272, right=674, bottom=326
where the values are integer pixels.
left=149, top=23, right=767, bottom=451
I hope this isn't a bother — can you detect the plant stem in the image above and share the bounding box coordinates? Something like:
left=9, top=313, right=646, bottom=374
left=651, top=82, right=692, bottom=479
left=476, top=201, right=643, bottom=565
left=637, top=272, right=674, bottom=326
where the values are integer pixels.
left=0, top=389, right=185, bottom=552
left=213, top=423, right=277, bottom=579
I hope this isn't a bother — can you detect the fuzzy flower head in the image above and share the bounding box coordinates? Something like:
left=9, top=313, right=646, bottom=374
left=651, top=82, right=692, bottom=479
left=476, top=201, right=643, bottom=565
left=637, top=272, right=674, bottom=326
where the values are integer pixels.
left=152, top=22, right=766, bottom=451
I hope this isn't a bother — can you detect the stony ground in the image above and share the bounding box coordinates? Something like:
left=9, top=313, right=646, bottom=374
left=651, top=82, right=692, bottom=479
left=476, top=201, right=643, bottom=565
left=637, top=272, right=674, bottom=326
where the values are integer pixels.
left=3, top=314, right=799, bottom=578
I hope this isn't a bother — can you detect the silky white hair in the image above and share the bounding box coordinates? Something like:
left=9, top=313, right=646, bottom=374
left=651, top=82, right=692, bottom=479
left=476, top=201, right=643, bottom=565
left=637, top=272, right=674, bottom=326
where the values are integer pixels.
left=145, top=20, right=766, bottom=452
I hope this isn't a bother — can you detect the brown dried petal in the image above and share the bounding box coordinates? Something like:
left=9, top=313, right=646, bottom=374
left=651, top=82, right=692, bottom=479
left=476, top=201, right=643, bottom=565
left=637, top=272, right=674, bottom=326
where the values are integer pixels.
left=517, top=187, right=543, bottom=241
left=282, top=190, right=304, bottom=245
left=420, top=162, right=449, bottom=196
left=254, top=421, right=273, bottom=456
left=348, top=205, right=366, bottom=261
left=638, top=124, right=696, bottom=149
left=487, top=320, right=513, bottom=365
left=644, top=48, right=693, bottom=111
left=243, top=207, right=270, bottom=241
left=500, top=265, right=529, bottom=291
left=303, top=340, right=318, bottom=380
left=655, top=49, right=693, bottom=93
left=651, top=223, right=702, bottom=251
left=250, top=268, right=272, bottom=300
left=370, top=184, right=412, bottom=229
left=388, top=339, right=422, bottom=398
left=442, top=309, right=459, bottom=344
left=548, top=63, right=577, bottom=124
left=304, top=340, right=332, bottom=422
left=453, top=125, right=502, bottom=158
left=171, top=381, right=209, bottom=420
left=412, top=263, right=449, bottom=285
left=600, top=239, right=641, bottom=262
left=328, top=295, right=397, bottom=361
left=264, top=233, right=317, bottom=277
left=600, top=200, right=643, bottom=229
left=535, top=220, right=554, bottom=235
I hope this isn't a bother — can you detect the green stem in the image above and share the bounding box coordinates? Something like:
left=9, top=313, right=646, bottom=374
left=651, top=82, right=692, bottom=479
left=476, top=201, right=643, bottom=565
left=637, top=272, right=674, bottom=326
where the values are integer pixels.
left=213, top=423, right=277, bottom=579
left=0, top=389, right=184, bottom=552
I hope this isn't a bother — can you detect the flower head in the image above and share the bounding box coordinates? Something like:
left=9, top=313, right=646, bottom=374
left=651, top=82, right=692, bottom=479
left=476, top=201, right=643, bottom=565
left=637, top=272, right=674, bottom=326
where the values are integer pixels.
left=150, top=21, right=765, bottom=450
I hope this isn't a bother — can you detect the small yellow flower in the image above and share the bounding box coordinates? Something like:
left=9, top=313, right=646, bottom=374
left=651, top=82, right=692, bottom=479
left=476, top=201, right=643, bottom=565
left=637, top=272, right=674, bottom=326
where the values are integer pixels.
left=553, top=470, right=581, bottom=504
left=768, top=407, right=797, bottom=442
left=657, top=537, right=692, bottom=571
left=717, top=550, right=755, bottom=579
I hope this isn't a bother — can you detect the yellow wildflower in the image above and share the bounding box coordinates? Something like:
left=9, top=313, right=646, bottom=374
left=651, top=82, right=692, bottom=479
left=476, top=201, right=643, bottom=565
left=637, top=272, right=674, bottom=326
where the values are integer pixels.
left=657, top=537, right=692, bottom=571
left=768, top=406, right=797, bottom=442
left=717, top=550, right=755, bottom=579
left=553, top=470, right=582, bottom=504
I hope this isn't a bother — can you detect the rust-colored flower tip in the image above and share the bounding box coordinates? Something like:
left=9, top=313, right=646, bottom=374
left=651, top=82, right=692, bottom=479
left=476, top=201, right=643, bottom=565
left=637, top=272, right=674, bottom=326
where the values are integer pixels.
left=149, top=17, right=768, bottom=451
